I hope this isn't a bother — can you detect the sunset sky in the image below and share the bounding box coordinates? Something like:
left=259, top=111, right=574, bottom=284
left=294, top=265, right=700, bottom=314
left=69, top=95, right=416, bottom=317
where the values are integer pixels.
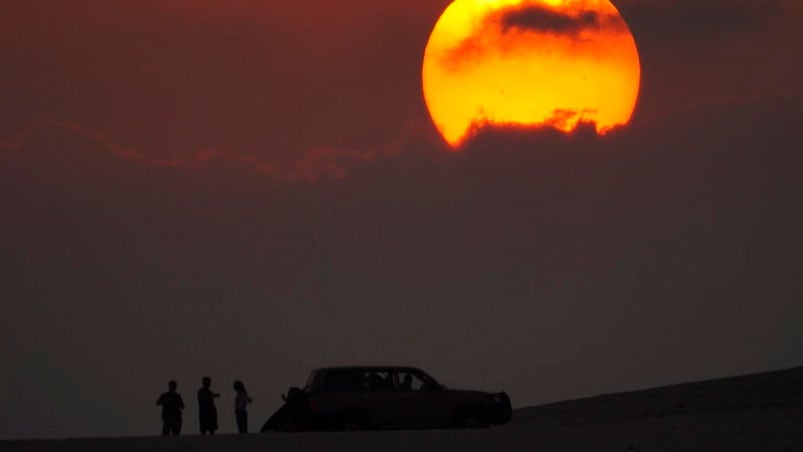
left=1, top=0, right=802, bottom=439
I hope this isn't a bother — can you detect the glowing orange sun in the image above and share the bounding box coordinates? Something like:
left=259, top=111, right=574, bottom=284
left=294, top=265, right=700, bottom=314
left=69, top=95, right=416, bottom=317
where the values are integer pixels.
left=422, top=0, right=641, bottom=147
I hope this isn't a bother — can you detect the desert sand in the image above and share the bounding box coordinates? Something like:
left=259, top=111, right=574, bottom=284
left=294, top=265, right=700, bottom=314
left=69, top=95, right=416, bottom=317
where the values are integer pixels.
left=3, top=367, right=801, bottom=452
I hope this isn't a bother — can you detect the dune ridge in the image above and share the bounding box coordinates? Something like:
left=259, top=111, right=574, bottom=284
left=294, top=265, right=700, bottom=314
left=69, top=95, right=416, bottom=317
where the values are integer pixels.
left=514, top=365, right=803, bottom=425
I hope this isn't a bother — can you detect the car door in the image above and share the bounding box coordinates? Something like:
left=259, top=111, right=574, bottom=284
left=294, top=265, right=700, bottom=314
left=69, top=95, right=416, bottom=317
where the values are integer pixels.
left=398, top=371, right=452, bottom=427
left=357, top=371, right=404, bottom=428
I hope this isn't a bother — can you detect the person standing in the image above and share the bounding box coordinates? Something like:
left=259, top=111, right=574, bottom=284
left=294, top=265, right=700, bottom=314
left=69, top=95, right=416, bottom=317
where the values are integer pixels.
left=233, top=380, right=253, bottom=434
left=197, top=376, right=220, bottom=435
left=156, top=380, right=185, bottom=436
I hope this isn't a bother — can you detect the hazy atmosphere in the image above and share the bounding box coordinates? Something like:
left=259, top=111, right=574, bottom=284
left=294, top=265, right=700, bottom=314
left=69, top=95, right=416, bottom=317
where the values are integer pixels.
left=1, top=0, right=802, bottom=439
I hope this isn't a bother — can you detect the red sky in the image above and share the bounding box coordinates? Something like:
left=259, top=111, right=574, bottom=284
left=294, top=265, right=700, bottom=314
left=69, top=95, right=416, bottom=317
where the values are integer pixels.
left=2, top=0, right=799, bottom=166
left=1, top=0, right=802, bottom=439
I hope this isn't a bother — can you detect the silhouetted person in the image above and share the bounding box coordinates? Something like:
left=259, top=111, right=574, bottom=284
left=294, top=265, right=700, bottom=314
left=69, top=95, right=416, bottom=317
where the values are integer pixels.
left=197, top=376, right=220, bottom=435
left=233, top=380, right=253, bottom=434
left=156, top=380, right=185, bottom=435
left=419, top=374, right=438, bottom=391
left=400, top=374, right=413, bottom=392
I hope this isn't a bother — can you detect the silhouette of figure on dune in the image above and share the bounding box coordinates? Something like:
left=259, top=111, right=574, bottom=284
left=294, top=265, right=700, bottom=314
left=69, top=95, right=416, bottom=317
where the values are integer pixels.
left=197, top=376, right=220, bottom=435
left=233, top=380, right=253, bottom=434
left=156, top=380, right=185, bottom=436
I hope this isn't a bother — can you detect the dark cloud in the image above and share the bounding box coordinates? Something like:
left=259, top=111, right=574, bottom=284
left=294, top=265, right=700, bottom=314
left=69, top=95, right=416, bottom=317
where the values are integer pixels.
left=499, top=5, right=623, bottom=36
left=0, top=121, right=408, bottom=183
left=438, top=3, right=628, bottom=72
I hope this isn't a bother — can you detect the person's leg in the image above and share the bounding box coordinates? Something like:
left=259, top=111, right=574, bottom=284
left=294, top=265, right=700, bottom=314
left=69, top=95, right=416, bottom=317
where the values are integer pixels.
left=236, top=410, right=248, bottom=433
left=173, top=418, right=182, bottom=435
left=162, top=420, right=170, bottom=436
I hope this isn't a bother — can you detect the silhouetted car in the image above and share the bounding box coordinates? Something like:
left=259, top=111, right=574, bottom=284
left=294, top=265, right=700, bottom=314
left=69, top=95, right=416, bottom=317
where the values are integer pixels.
left=261, top=366, right=512, bottom=432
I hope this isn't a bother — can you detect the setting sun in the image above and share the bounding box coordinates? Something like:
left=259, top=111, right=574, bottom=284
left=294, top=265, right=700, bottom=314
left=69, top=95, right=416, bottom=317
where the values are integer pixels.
left=422, top=0, right=641, bottom=147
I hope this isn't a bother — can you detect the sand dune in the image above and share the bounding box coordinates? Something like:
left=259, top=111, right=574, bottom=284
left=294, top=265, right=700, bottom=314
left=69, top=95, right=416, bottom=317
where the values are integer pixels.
left=515, top=366, right=803, bottom=425
left=3, top=367, right=801, bottom=452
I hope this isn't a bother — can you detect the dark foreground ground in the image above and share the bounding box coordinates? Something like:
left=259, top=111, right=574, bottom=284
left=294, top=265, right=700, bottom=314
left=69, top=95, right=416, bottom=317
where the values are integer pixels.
left=4, top=367, right=803, bottom=452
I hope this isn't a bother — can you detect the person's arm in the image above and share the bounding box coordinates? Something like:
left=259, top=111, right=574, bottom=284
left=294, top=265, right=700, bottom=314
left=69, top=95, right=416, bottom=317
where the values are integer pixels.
left=179, top=395, right=185, bottom=410
left=247, top=395, right=253, bottom=404
left=156, top=394, right=164, bottom=406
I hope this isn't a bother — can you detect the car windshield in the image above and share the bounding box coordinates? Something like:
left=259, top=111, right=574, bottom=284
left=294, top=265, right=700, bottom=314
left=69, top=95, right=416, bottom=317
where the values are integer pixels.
left=304, top=369, right=321, bottom=390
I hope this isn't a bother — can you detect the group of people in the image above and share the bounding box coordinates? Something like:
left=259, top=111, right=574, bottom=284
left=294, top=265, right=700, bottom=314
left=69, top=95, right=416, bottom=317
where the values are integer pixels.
left=155, top=377, right=253, bottom=436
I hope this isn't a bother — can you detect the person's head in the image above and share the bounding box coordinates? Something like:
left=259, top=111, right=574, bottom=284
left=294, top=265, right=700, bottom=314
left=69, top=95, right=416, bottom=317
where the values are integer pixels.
left=202, top=376, right=211, bottom=388
left=233, top=380, right=246, bottom=393
left=168, top=380, right=178, bottom=391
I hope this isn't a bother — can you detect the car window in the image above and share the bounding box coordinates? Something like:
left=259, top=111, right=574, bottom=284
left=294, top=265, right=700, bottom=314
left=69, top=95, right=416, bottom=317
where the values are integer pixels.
left=322, top=369, right=363, bottom=391
left=361, top=371, right=395, bottom=392
left=397, top=371, right=428, bottom=391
